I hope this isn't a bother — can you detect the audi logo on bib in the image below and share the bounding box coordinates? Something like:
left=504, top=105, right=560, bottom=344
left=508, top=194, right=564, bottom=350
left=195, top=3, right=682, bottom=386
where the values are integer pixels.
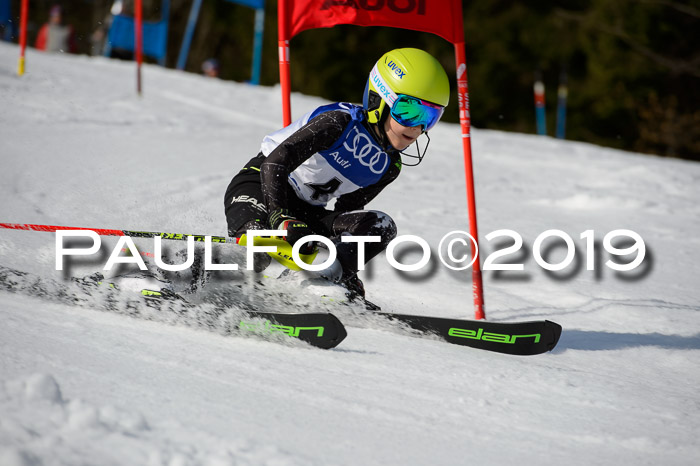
left=343, top=126, right=389, bottom=174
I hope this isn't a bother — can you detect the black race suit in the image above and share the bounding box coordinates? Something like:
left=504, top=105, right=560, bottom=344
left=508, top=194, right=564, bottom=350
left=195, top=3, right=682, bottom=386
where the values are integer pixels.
left=224, top=103, right=401, bottom=275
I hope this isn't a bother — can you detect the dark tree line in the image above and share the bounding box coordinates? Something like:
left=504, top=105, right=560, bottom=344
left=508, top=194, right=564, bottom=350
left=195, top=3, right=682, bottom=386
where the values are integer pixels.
left=9, top=0, right=700, bottom=161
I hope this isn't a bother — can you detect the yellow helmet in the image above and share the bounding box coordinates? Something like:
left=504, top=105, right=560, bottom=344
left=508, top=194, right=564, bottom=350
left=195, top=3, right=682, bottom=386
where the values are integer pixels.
left=363, top=48, right=450, bottom=128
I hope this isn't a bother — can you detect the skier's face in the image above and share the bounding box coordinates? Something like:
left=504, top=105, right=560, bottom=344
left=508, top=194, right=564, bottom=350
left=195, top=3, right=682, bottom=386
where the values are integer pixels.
left=384, top=116, right=422, bottom=150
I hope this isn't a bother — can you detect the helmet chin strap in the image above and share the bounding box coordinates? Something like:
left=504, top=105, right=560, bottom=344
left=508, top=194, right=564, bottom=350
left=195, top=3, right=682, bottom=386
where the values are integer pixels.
left=400, top=132, right=431, bottom=167
left=367, top=107, right=392, bottom=150
left=366, top=108, right=430, bottom=163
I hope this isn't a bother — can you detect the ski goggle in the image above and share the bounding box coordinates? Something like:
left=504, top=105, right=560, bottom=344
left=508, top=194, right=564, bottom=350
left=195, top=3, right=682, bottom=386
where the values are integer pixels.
left=390, top=95, right=445, bottom=131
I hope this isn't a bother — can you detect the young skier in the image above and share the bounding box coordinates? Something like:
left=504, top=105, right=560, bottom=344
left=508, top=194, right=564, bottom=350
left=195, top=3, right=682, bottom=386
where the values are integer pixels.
left=224, top=48, right=450, bottom=298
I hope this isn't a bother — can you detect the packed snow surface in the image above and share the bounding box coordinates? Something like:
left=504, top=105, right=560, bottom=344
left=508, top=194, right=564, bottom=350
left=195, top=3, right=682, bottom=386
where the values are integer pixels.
left=1, top=43, right=699, bottom=465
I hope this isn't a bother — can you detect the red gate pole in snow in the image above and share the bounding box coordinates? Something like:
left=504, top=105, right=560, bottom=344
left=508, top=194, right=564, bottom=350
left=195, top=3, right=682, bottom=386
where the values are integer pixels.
left=278, top=0, right=292, bottom=126
left=17, top=0, right=28, bottom=76
left=454, top=42, right=485, bottom=320
left=135, top=0, right=144, bottom=95
left=277, top=0, right=486, bottom=319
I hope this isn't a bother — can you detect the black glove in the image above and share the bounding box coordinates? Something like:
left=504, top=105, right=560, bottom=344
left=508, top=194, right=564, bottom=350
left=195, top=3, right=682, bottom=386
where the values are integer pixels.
left=268, top=208, right=315, bottom=253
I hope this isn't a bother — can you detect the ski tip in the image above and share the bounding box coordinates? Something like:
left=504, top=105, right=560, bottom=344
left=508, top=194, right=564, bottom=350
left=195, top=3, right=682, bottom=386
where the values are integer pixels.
left=295, top=312, right=347, bottom=349
left=328, top=313, right=348, bottom=348
left=544, top=320, right=563, bottom=352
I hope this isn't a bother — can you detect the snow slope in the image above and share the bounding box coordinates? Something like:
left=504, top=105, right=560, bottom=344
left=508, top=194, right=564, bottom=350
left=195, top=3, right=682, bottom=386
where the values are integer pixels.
left=1, top=43, right=699, bottom=465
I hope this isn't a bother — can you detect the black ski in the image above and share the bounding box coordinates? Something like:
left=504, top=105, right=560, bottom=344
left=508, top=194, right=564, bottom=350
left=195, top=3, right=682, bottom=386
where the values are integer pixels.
left=375, top=312, right=562, bottom=355
left=236, top=311, right=347, bottom=350
left=125, top=286, right=348, bottom=350
left=272, top=274, right=561, bottom=355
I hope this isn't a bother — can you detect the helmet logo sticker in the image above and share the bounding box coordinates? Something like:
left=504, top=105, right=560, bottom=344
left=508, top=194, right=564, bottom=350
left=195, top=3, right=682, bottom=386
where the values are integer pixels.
left=371, top=69, right=392, bottom=100
left=386, top=60, right=406, bottom=79
left=343, top=126, right=390, bottom=175
left=370, top=65, right=398, bottom=106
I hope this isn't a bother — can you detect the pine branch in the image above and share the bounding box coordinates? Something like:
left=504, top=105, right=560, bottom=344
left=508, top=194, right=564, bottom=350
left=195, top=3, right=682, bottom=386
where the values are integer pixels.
left=635, top=0, right=700, bottom=19
left=555, top=8, right=700, bottom=78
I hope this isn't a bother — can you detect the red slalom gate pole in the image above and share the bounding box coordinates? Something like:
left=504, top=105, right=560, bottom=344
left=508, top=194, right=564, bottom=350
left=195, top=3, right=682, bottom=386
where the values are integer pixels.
left=135, top=0, right=143, bottom=95
left=278, top=39, right=291, bottom=126
left=278, top=0, right=292, bottom=126
left=454, top=42, right=485, bottom=320
left=17, top=0, right=28, bottom=76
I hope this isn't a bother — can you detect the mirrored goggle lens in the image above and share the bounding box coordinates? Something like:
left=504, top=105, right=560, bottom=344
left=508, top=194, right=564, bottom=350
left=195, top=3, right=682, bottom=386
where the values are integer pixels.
left=390, top=95, right=444, bottom=130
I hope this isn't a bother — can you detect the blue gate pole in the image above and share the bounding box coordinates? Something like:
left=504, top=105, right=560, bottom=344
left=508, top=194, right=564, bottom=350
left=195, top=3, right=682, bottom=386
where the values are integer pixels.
left=250, top=6, right=264, bottom=85
left=158, top=0, right=170, bottom=66
left=555, top=69, right=568, bottom=139
left=534, top=70, right=547, bottom=136
left=177, top=0, right=203, bottom=70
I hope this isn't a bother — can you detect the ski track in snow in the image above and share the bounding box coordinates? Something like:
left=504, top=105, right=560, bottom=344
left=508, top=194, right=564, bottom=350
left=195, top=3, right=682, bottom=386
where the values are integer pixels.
left=1, top=43, right=700, bottom=465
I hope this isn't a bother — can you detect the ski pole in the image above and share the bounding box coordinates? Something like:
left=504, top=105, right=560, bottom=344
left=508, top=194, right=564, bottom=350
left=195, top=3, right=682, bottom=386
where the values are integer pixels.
left=0, top=223, right=317, bottom=270
left=0, top=223, right=229, bottom=243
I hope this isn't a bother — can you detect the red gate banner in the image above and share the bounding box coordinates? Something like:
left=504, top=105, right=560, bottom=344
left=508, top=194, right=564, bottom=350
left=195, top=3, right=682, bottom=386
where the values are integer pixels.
left=281, top=0, right=464, bottom=44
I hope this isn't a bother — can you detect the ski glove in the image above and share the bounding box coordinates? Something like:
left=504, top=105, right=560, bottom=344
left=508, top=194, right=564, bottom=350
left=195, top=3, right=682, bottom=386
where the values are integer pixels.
left=268, top=208, right=315, bottom=253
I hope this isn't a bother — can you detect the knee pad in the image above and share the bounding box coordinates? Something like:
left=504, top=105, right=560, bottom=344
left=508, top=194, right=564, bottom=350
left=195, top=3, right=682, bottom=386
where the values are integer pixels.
left=333, top=210, right=397, bottom=244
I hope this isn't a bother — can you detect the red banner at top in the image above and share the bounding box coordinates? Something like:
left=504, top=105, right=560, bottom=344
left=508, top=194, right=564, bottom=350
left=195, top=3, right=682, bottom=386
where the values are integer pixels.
left=280, top=0, right=464, bottom=44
